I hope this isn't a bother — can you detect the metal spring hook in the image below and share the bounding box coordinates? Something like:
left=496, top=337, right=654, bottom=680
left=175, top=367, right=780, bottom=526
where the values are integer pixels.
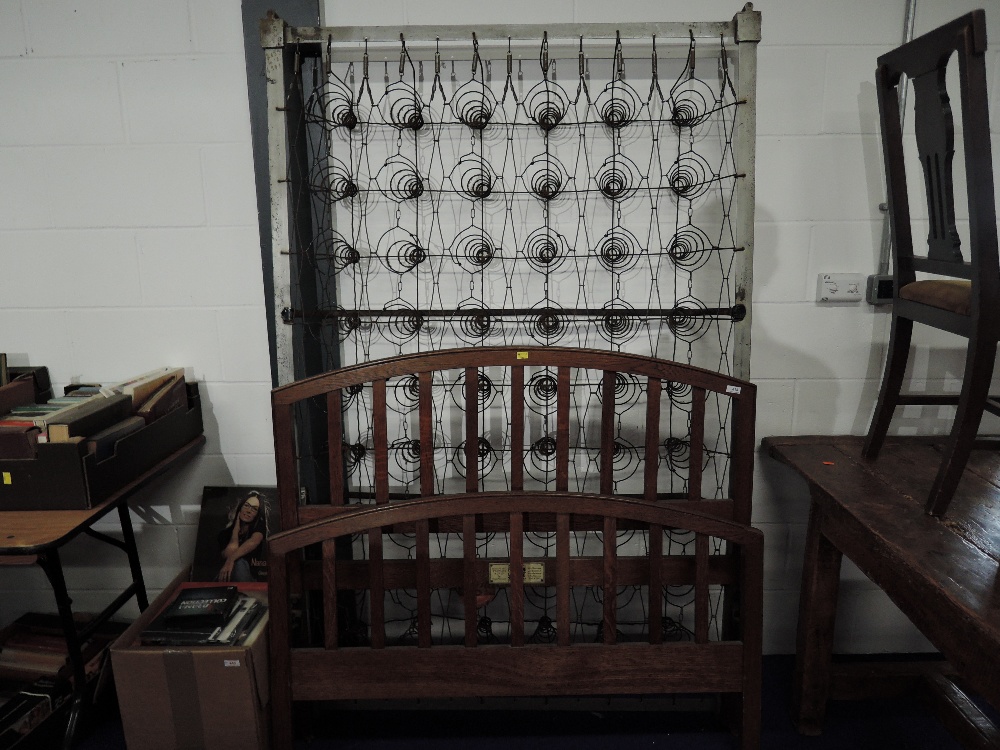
left=472, top=32, right=480, bottom=76
left=326, top=34, right=332, bottom=76
left=614, top=30, right=624, bottom=80
left=398, top=34, right=406, bottom=79
left=539, top=31, right=550, bottom=80
left=687, top=29, right=696, bottom=77
left=578, top=36, right=585, bottom=78
left=435, top=38, right=441, bottom=76
left=363, top=38, right=369, bottom=79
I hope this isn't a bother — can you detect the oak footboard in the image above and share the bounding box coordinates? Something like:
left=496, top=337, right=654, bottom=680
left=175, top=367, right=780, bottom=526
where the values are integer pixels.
left=268, top=492, right=762, bottom=750
left=268, top=346, right=761, bottom=749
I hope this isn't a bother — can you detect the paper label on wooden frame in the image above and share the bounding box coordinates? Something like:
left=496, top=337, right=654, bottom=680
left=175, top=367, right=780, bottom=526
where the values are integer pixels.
left=489, top=562, right=545, bottom=585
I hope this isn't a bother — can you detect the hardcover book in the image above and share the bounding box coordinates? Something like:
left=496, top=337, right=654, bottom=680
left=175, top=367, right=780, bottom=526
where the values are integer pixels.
left=0, top=379, right=34, bottom=417
left=160, top=586, right=239, bottom=630
left=45, top=393, right=133, bottom=443
left=103, top=367, right=185, bottom=411
left=5, top=367, right=52, bottom=404
left=140, top=593, right=266, bottom=647
left=135, top=373, right=187, bottom=424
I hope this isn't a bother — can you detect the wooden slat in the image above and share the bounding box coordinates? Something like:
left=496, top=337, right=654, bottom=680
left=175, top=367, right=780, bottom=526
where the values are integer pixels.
left=601, top=370, right=616, bottom=495
left=272, top=493, right=758, bottom=557
left=644, top=377, right=661, bottom=502
left=300, top=552, right=741, bottom=590
left=466, top=367, right=478, bottom=492
left=557, top=512, right=570, bottom=646
left=556, top=366, right=571, bottom=491
left=327, top=390, right=345, bottom=504
left=689, top=386, right=705, bottom=500
left=368, top=528, right=385, bottom=648
left=290, top=643, right=747, bottom=701
left=920, top=673, right=1000, bottom=750
left=272, top=347, right=750, bottom=408
left=511, top=364, right=524, bottom=491
left=648, top=524, right=663, bottom=644
left=510, top=511, right=525, bottom=647
left=463, top=514, right=477, bottom=647
left=695, top=532, right=709, bottom=644
left=267, top=551, right=293, bottom=747
left=322, top=539, right=338, bottom=649
left=373, top=379, right=389, bottom=505
left=416, top=518, right=432, bottom=648
left=296, top=500, right=737, bottom=528
left=603, top=516, right=617, bottom=644
left=419, top=371, right=434, bottom=497
left=730, top=387, right=756, bottom=525
left=273, top=403, right=299, bottom=531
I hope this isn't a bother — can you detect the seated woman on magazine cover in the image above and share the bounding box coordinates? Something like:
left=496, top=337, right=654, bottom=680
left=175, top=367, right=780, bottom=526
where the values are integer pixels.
left=216, top=490, right=270, bottom=583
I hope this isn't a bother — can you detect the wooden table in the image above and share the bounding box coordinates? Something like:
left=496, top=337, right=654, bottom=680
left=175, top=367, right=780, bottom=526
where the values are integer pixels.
left=762, top=435, right=1000, bottom=749
left=0, top=435, right=205, bottom=749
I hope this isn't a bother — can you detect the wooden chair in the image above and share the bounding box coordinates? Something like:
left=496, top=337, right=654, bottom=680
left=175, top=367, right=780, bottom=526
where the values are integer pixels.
left=863, top=10, right=1000, bottom=516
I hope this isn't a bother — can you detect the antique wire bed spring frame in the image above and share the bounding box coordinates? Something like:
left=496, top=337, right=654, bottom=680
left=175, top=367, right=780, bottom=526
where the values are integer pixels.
left=262, top=5, right=760, bottom=653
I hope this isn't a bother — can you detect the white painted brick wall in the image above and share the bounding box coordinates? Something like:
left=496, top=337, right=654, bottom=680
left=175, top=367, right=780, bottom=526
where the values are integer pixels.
left=0, top=0, right=271, bottom=627
left=1, top=0, right=998, bottom=653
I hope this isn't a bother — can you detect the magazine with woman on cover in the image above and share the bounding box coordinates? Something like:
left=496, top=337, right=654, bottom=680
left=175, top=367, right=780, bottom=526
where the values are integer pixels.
left=190, top=486, right=277, bottom=584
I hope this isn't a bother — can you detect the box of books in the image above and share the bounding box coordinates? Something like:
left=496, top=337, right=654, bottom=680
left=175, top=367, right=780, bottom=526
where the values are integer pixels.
left=0, top=369, right=203, bottom=510
left=110, top=569, right=270, bottom=750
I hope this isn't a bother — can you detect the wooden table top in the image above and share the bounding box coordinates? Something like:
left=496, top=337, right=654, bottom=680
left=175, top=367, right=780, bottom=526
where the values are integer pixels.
left=763, top=434, right=1000, bottom=717
left=762, top=435, right=1000, bottom=564
left=0, top=497, right=120, bottom=554
left=0, top=435, right=205, bottom=556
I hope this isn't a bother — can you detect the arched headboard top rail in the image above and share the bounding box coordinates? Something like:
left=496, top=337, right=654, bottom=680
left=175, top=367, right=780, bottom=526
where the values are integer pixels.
left=267, top=490, right=763, bottom=557
left=271, top=346, right=755, bottom=407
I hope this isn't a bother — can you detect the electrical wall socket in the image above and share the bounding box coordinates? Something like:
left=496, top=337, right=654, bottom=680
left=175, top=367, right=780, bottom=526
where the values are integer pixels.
left=817, top=273, right=864, bottom=303
left=866, top=274, right=895, bottom=304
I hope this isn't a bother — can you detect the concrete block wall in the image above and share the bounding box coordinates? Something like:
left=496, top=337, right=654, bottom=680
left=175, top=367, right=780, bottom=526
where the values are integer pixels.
left=0, top=0, right=273, bottom=623
left=1, top=0, right=998, bottom=654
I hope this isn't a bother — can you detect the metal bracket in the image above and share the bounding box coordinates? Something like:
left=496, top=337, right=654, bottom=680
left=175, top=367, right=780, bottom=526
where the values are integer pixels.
left=260, top=13, right=287, bottom=50
left=734, top=3, right=762, bottom=44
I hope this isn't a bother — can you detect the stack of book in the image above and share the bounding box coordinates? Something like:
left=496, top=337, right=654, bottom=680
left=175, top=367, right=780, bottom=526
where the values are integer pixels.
left=139, top=586, right=267, bottom=647
left=0, top=613, right=126, bottom=750
left=0, top=675, right=70, bottom=750
left=0, top=613, right=124, bottom=685
left=0, top=362, right=188, bottom=462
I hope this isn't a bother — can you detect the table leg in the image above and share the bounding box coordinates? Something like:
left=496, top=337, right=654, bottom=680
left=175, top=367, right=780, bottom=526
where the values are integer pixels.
left=793, top=496, right=843, bottom=735
left=36, top=548, right=88, bottom=750
left=118, top=503, right=149, bottom=611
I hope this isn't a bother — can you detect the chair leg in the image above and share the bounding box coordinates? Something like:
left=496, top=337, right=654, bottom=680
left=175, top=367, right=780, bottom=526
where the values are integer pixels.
left=925, top=336, right=998, bottom=516
left=863, top=314, right=913, bottom=459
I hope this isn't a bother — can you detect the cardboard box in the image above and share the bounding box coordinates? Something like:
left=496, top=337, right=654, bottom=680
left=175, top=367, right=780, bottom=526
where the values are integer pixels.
left=111, top=571, right=270, bottom=750
left=0, top=383, right=203, bottom=510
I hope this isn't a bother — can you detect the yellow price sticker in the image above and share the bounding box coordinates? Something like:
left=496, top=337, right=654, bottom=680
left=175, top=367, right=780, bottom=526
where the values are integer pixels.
left=2, top=472, right=11, bottom=485
left=516, top=351, right=529, bottom=360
